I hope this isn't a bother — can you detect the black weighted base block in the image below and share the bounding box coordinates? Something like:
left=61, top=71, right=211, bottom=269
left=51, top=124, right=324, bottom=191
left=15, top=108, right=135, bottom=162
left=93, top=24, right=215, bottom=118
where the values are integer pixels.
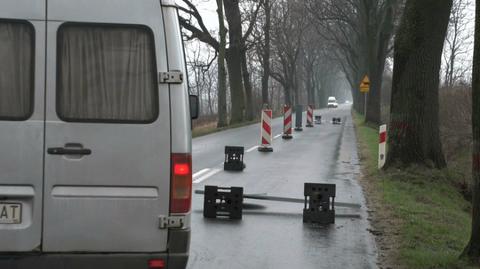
left=303, top=183, right=336, bottom=225
left=258, top=146, right=273, bottom=152
left=224, top=146, right=245, bottom=171
left=282, top=134, right=293, bottom=140
left=332, top=117, right=342, bottom=125
left=203, top=186, right=244, bottom=220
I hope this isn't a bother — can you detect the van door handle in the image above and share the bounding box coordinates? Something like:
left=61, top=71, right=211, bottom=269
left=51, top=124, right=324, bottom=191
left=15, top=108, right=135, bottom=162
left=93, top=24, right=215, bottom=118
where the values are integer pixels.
left=47, top=147, right=92, bottom=156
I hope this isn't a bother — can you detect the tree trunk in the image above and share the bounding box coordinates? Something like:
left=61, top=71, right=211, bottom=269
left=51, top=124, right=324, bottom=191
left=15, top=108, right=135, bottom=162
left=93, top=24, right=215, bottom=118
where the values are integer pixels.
left=216, top=0, right=228, bottom=127
left=306, top=66, right=315, bottom=105
left=366, top=4, right=395, bottom=125
left=224, top=0, right=245, bottom=124
left=284, top=82, right=292, bottom=106
left=241, top=51, right=254, bottom=120
left=386, top=0, right=451, bottom=169
left=293, top=66, right=299, bottom=106
left=261, top=0, right=271, bottom=106
left=461, top=0, right=480, bottom=262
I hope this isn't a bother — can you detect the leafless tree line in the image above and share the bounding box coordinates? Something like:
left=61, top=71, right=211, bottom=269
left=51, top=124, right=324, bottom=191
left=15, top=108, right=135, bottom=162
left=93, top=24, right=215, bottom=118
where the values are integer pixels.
left=179, top=0, right=356, bottom=127
left=179, top=0, right=473, bottom=139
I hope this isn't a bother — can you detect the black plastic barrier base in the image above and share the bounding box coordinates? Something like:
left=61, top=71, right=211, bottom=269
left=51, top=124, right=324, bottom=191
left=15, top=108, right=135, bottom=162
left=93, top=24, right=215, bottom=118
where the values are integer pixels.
left=197, top=183, right=357, bottom=224
left=203, top=186, right=244, bottom=220
left=303, top=183, right=336, bottom=225
left=224, top=146, right=245, bottom=171
left=332, top=117, right=342, bottom=125
left=258, top=146, right=273, bottom=152
left=315, top=115, right=322, bottom=124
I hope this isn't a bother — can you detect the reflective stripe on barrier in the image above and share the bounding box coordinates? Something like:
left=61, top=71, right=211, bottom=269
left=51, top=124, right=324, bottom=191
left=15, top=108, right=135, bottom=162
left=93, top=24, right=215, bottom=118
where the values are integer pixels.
left=306, top=105, right=314, bottom=127
left=259, top=109, right=273, bottom=152
left=378, top=124, right=387, bottom=169
left=282, top=105, right=293, bottom=139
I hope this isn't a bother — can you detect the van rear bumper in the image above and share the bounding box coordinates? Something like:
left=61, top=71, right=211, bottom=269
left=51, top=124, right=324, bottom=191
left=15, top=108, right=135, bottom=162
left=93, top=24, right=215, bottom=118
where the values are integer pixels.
left=0, top=229, right=190, bottom=269
left=0, top=252, right=187, bottom=269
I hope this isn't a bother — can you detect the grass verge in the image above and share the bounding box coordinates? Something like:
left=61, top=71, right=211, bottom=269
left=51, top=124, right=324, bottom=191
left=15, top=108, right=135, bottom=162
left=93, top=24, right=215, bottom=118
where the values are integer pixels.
left=352, top=111, right=473, bottom=269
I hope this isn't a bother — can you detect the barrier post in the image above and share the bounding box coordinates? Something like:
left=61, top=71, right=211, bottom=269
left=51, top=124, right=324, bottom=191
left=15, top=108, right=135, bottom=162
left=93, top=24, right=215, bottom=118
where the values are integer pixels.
left=258, top=109, right=273, bottom=152
left=294, top=105, right=303, bottom=131
left=306, top=105, right=314, bottom=127
left=282, top=105, right=293, bottom=139
left=378, top=124, right=387, bottom=169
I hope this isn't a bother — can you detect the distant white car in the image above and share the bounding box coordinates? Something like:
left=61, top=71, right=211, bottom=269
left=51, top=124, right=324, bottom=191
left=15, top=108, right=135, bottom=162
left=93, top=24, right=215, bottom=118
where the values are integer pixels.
left=327, top=97, right=338, bottom=108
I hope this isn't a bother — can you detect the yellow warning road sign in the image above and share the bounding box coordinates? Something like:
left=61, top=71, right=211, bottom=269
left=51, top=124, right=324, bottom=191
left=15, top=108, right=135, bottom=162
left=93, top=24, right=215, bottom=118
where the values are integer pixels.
left=360, top=75, right=370, bottom=93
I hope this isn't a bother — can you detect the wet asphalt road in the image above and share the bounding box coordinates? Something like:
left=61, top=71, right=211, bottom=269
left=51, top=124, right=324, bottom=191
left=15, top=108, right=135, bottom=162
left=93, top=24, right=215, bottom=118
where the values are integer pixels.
left=188, top=105, right=378, bottom=269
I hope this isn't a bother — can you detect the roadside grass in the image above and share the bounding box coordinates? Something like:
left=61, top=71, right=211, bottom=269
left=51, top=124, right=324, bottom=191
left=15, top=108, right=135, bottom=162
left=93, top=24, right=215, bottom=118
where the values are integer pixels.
left=353, top=111, right=474, bottom=269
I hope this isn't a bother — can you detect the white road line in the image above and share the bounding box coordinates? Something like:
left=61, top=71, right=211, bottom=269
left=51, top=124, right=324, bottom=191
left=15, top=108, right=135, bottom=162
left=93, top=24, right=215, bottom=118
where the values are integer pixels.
left=246, top=146, right=259, bottom=153
left=192, top=168, right=210, bottom=180
left=193, top=168, right=222, bottom=184
left=273, top=134, right=282, bottom=139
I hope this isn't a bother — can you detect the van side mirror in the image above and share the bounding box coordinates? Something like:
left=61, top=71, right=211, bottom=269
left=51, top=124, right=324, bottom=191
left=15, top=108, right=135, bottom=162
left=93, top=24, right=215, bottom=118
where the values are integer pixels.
left=189, top=95, right=199, bottom=120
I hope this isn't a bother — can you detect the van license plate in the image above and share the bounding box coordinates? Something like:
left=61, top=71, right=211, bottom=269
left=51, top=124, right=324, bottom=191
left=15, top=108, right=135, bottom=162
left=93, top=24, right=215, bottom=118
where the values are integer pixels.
left=0, top=203, right=22, bottom=224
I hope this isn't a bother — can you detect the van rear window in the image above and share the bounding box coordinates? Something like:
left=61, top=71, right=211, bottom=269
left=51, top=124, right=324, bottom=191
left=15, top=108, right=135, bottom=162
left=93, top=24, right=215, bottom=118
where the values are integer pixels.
left=57, top=24, right=158, bottom=123
left=0, top=21, right=34, bottom=121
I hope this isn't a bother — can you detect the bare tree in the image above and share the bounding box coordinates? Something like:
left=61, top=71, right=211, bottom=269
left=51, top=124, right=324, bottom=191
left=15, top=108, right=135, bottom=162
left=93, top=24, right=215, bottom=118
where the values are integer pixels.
left=270, top=0, right=306, bottom=106
left=186, top=42, right=217, bottom=116
left=386, top=0, right=452, bottom=169
left=217, top=0, right=228, bottom=127
left=179, top=0, right=260, bottom=124
left=260, top=0, right=272, bottom=106
left=443, top=0, right=473, bottom=87
left=307, top=0, right=401, bottom=124
left=462, top=0, right=480, bottom=261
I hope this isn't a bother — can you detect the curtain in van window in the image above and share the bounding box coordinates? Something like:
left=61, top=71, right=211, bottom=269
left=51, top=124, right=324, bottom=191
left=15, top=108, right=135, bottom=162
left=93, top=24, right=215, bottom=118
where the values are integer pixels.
left=57, top=25, right=158, bottom=122
left=0, top=22, right=34, bottom=120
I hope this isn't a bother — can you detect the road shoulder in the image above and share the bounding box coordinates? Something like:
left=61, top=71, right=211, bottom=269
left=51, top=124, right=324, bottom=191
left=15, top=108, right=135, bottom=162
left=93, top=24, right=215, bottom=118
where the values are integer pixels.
left=352, top=113, right=402, bottom=269
left=352, top=111, right=472, bottom=269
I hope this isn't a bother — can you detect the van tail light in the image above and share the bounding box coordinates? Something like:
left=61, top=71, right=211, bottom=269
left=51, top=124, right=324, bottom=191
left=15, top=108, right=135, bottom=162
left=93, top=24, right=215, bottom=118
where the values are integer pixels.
left=148, top=259, right=165, bottom=268
left=170, top=153, right=192, bottom=213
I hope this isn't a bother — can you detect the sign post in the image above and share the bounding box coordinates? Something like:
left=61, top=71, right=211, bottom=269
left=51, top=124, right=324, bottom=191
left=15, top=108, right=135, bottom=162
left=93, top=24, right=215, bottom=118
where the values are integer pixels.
left=360, top=75, right=370, bottom=117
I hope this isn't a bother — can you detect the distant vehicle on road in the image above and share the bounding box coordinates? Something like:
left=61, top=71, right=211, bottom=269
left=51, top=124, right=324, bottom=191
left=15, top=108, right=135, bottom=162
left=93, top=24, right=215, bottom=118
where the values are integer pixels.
left=327, top=96, right=339, bottom=108
left=0, top=0, right=197, bottom=268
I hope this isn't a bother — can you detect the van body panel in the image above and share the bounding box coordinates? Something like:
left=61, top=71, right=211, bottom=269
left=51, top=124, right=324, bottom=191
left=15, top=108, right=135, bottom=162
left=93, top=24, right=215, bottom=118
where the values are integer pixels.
left=0, top=0, right=45, bottom=21
left=41, top=1, right=171, bottom=252
left=48, top=0, right=163, bottom=25
left=163, top=6, right=191, bottom=155
left=0, top=18, right=45, bottom=252
left=0, top=252, right=188, bottom=269
left=1, top=0, right=191, bottom=262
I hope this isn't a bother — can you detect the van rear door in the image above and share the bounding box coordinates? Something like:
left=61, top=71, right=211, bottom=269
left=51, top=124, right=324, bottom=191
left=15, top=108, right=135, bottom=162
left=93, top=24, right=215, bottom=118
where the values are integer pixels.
left=0, top=0, right=45, bottom=252
left=42, top=0, right=171, bottom=252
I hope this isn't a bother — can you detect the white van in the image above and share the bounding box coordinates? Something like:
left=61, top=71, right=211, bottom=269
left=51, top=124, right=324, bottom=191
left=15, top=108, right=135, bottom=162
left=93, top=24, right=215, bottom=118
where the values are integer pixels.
left=327, top=96, right=338, bottom=108
left=0, top=0, right=196, bottom=268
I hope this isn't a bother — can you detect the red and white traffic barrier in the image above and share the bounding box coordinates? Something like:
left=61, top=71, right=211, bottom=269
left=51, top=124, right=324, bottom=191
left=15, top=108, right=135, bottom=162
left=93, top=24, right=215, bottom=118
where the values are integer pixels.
left=282, top=105, right=293, bottom=139
left=378, top=124, right=387, bottom=169
left=306, top=105, right=314, bottom=127
left=258, top=109, right=273, bottom=152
